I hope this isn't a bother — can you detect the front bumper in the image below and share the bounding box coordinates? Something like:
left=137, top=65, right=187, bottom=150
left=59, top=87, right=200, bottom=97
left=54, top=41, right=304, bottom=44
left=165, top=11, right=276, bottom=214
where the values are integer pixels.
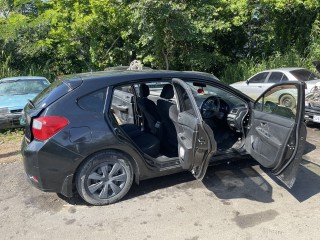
left=305, top=106, right=320, bottom=123
left=0, top=112, right=22, bottom=129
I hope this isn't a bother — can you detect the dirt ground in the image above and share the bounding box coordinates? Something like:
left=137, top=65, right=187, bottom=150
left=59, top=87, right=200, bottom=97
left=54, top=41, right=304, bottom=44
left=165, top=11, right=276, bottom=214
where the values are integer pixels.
left=0, top=126, right=319, bottom=240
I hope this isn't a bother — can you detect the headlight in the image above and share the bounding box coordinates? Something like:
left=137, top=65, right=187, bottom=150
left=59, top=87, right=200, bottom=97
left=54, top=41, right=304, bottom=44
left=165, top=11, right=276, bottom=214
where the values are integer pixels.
left=0, top=107, right=9, bottom=114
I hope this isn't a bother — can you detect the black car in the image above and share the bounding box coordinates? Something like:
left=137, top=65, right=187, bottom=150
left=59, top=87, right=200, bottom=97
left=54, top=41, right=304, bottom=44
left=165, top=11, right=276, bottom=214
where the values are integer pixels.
left=21, top=70, right=306, bottom=205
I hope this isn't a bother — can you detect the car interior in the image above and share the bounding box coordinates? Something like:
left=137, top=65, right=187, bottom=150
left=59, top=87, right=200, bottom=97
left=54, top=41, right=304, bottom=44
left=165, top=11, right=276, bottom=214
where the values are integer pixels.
left=110, top=79, right=253, bottom=166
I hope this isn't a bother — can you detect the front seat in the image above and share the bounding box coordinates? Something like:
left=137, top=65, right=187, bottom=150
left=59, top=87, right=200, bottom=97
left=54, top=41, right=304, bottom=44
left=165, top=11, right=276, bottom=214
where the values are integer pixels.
left=157, top=84, right=178, bottom=149
left=137, top=83, right=161, bottom=135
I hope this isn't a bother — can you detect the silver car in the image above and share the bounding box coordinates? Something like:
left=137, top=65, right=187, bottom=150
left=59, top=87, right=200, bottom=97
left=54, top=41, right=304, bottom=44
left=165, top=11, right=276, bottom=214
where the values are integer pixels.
left=231, top=68, right=320, bottom=102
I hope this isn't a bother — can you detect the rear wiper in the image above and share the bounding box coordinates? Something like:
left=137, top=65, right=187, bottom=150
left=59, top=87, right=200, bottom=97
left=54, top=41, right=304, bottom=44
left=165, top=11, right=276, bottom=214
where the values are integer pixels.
left=28, top=99, right=35, bottom=108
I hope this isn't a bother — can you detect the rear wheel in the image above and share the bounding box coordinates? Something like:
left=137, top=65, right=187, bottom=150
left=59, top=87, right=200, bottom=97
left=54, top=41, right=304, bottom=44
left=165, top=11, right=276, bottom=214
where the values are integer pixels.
left=76, top=151, right=133, bottom=205
left=279, top=94, right=296, bottom=109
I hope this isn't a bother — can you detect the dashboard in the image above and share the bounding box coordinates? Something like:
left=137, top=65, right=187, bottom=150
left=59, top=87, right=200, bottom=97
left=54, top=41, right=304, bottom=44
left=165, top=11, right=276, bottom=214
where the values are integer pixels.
left=195, top=94, right=249, bottom=132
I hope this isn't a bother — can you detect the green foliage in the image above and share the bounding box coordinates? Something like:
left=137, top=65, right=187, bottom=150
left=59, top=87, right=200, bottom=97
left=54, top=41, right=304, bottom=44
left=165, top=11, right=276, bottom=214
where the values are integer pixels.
left=0, top=0, right=319, bottom=81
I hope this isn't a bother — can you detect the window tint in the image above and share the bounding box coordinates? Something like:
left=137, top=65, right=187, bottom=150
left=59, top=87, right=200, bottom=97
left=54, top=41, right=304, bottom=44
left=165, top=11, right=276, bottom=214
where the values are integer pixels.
left=249, top=72, right=269, bottom=83
left=78, top=89, right=106, bottom=112
left=254, top=84, right=297, bottom=119
left=290, top=69, right=320, bottom=81
left=173, top=83, right=195, bottom=116
left=267, top=72, right=284, bottom=83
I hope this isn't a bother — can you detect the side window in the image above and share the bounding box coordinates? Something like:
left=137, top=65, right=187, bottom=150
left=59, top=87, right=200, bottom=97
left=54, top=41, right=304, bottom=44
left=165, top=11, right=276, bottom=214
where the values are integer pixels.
left=254, top=84, right=297, bottom=119
left=249, top=72, right=269, bottom=83
left=116, top=85, right=133, bottom=94
left=267, top=72, right=284, bottom=83
left=78, top=89, right=106, bottom=112
left=282, top=74, right=289, bottom=81
left=173, top=83, right=195, bottom=116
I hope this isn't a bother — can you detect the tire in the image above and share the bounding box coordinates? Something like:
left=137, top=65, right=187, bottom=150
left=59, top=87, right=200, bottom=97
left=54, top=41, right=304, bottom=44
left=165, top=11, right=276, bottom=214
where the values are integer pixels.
left=75, top=150, right=133, bottom=205
left=279, top=94, right=296, bottom=109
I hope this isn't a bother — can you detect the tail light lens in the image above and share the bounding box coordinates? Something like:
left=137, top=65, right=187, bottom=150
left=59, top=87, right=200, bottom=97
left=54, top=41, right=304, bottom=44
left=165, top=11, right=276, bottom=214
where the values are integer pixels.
left=32, top=116, right=69, bottom=141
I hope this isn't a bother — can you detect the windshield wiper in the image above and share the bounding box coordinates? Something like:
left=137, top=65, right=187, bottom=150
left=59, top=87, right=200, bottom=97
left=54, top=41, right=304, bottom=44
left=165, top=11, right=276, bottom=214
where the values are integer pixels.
left=28, top=99, right=35, bottom=108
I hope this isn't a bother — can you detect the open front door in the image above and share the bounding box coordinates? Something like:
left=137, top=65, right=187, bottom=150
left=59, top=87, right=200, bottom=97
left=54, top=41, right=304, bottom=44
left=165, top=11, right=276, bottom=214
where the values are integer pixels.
left=172, top=79, right=217, bottom=180
left=245, top=82, right=307, bottom=188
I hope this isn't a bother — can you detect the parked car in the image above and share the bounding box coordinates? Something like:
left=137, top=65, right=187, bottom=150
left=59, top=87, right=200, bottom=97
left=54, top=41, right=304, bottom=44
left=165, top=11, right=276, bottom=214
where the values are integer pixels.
left=230, top=68, right=320, bottom=102
left=21, top=70, right=306, bottom=205
left=305, top=82, right=320, bottom=124
left=0, top=76, right=50, bottom=129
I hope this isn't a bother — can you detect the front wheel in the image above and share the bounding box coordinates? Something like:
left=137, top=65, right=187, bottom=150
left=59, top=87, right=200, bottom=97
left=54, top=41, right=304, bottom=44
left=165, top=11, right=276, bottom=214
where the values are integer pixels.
left=76, top=151, right=133, bottom=205
left=279, top=94, right=296, bottom=109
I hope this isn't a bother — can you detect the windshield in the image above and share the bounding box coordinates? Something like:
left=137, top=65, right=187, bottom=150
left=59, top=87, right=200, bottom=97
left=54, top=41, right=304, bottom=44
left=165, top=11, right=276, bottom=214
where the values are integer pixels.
left=0, top=79, right=49, bottom=96
left=186, top=82, right=246, bottom=106
left=290, top=69, right=320, bottom=81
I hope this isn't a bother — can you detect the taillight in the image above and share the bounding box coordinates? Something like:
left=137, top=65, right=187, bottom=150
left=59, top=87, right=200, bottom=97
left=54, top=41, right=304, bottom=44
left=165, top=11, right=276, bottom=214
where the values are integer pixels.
left=32, top=116, right=69, bottom=141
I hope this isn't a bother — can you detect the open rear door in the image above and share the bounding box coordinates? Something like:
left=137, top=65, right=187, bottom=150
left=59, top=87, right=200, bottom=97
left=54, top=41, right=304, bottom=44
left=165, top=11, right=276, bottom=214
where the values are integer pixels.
left=245, top=82, right=307, bottom=188
left=172, top=79, right=217, bottom=180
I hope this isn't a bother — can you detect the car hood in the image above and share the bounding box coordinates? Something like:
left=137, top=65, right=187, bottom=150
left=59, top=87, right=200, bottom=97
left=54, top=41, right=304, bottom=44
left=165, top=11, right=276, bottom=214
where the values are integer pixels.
left=0, top=93, right=38, bottom=110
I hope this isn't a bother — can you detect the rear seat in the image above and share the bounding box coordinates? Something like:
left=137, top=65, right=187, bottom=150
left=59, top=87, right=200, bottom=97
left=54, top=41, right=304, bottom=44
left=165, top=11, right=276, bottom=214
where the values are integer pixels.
left=120, top=124, right=160, bottom=158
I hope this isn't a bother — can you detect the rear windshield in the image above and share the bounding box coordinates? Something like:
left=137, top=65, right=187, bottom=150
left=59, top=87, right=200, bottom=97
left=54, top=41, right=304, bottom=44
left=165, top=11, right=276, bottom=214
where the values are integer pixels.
left=290, top=69, right=320, bottom=81
left=31, top=80, right=71, bottom=108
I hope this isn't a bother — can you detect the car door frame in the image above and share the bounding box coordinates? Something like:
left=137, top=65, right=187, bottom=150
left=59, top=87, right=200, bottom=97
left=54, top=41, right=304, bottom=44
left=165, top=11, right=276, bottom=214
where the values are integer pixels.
left=172, top=78, right=217, bottom=180
left=245, top=81, right=306, bottom=188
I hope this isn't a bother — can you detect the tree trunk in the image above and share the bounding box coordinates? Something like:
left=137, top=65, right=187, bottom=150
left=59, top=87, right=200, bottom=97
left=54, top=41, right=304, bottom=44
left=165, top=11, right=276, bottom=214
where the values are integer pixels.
left=162, top=48, right=169, bottom=70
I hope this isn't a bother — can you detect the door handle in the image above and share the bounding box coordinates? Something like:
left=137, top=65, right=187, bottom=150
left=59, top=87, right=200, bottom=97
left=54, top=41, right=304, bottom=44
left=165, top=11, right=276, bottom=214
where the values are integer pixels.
left=198, top=138, right=206, bottom=144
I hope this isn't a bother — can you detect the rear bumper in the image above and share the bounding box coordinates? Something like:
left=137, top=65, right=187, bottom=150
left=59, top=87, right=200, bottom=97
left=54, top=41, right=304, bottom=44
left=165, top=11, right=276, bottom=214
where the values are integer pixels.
left=0, top=113, right=22, bottom=129
left=21, top=137, right=82, bottom=197
left=305, top=106, right=320, bottom=123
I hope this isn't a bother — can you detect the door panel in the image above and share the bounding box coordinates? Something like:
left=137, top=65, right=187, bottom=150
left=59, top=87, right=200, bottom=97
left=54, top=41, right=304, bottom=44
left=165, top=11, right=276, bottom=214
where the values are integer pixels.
left=245, top=82, right=306, bottom=188
left=112, top=89, right=134, bottom=124
left=172, top=78, right=217, bottom=179
left=177, top=111, right=198, bottom=170
left=245, top=110, right=294, bottom=168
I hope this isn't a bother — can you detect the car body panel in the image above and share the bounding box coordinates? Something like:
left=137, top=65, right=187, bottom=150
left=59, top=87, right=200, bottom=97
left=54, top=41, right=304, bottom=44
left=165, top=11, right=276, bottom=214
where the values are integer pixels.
left=245, top=82, right=306, bottom=188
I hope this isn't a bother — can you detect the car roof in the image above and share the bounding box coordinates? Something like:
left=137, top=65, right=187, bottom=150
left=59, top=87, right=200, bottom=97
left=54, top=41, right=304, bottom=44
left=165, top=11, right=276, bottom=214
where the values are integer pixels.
left=261, top=67, right=307, bottom=72
left=62, top=70, right=219, bottom=85
left=0, top=76, right=48, bottom=81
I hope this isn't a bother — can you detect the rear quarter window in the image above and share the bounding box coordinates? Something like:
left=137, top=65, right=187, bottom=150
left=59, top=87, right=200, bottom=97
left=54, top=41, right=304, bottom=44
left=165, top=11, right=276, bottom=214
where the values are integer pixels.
left=77, top=89, right=106, bottom=112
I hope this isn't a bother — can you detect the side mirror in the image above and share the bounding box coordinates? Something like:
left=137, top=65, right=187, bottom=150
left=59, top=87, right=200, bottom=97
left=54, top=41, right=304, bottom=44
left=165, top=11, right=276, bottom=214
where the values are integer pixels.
left=246, top=80, right=249, bottom=85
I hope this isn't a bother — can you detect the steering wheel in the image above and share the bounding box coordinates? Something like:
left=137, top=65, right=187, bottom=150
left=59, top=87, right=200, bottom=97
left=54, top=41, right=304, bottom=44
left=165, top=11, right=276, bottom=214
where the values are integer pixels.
left=200, top=96, right=220, bottom=118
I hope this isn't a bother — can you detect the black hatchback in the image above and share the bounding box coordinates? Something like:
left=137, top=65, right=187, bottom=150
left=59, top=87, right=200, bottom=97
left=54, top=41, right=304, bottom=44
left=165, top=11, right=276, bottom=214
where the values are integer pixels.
left=22, top=70, right=306, bottom=205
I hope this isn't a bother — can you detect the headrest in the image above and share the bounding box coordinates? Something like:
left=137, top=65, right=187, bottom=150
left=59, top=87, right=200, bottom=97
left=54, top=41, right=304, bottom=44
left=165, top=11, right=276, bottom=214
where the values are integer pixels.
left=139, top=83, right=150, bottom=97
left=160, top=84, right=174, bottom=99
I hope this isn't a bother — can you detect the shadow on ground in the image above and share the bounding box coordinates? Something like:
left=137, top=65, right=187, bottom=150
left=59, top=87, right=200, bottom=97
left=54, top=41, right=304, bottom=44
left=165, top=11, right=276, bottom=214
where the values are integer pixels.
left=60, top=159, right=275, bottom=205
left=268, top=159, right=320, bottom=202
left=59, top=158, right=320, bottom=206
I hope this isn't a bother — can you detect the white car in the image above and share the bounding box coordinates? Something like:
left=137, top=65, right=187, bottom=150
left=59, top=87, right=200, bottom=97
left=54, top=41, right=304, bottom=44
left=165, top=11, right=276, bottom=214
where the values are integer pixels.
left=231, top=68, right=320, bottom=101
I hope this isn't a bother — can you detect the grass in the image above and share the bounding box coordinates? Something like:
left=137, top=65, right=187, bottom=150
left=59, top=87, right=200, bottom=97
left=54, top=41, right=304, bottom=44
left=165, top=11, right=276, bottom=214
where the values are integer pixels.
left=0, top=128, right=24, bottom=144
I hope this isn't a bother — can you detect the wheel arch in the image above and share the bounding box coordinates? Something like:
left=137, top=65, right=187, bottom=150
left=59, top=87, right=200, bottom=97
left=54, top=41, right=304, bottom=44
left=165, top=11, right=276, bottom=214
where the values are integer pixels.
left=72, top=148, right=141, bottom=190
